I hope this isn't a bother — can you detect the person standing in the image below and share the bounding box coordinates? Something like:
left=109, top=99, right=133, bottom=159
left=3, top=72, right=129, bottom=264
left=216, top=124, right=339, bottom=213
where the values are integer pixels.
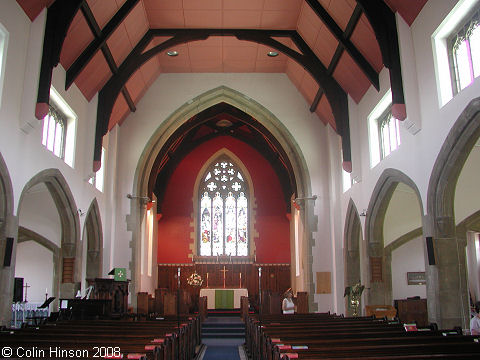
left=282, top=288, right=295, bottom=314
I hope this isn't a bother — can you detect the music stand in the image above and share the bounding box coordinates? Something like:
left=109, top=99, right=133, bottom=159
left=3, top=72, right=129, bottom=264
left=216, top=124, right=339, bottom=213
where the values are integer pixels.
left=39, top=297, right=55, bottom=309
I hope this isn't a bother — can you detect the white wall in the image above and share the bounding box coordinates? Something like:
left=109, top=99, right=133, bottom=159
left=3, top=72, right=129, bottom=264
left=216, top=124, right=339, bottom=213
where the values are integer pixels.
left=15, top=240, right=54, bottom=303
left=391, top=237, right=426, bottom=300
left=455, top=144, right=480, bottom=225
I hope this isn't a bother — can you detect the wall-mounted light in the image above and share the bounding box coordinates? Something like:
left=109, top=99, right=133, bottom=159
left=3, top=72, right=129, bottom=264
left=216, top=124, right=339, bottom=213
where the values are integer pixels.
left=77, top=209, right=86, bottom=216
left=359, top=209, right=367, bottom=217
left=267, top=51, right=279, bottom=57
left=167, top=50, right=179, bottom=57
left=127, top=194, right=151, bottom=205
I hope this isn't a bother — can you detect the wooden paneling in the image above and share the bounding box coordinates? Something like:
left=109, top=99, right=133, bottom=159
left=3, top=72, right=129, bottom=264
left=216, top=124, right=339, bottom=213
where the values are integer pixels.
left=395, top=298, right=428, bottom=327
left=370, top=257, right=383, bottom=282
left=62, top=257, right=75, bottom=283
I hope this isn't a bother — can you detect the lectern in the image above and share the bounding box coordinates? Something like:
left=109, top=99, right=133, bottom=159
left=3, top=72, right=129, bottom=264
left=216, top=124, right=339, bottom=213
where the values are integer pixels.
left=86, top=277, right=129, bottom=317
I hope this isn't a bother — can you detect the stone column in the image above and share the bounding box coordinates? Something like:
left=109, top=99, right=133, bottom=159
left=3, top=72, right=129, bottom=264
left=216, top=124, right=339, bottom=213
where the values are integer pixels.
left=0, top=214, right=18, bottom=326
left=425, top=215, right=469, bottom=329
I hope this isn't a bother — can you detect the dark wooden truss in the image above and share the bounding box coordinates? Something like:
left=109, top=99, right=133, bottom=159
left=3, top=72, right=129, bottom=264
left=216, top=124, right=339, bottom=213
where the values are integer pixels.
left=35, top=0, right=405, bottom=175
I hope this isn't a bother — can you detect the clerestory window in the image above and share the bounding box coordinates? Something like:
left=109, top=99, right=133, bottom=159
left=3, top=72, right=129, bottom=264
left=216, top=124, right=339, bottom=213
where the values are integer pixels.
left=449, top=6, right=480, bottom=94
left=378, top=106, right=401, bottom=160
left=198, top=156, right=249, bottom=257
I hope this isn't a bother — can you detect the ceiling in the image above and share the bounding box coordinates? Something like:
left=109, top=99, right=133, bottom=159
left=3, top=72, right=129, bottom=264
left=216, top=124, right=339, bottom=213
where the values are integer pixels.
left=16, top=0, right=427, bottom=174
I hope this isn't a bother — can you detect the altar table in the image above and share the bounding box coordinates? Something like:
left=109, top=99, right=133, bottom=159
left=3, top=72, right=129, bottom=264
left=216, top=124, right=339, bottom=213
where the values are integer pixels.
left=199, top=288, right=248, bottom=309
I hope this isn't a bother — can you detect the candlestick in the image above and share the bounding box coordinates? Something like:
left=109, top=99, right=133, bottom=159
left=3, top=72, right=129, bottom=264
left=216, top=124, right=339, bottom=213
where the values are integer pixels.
left=239, top=272, right=242, bottom=288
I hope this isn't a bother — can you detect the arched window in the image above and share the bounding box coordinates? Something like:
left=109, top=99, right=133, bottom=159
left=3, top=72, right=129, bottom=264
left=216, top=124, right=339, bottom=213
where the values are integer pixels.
left=199, top=156, right=248, bottom=256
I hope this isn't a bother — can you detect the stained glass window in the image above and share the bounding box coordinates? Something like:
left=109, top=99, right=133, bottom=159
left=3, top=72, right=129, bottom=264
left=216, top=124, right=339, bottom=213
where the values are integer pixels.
left=199, top=157, right=249, bottom=256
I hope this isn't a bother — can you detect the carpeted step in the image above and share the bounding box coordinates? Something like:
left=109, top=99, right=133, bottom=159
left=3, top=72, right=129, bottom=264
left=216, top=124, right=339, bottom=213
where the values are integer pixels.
left=202, top=331, right=245, bottom=339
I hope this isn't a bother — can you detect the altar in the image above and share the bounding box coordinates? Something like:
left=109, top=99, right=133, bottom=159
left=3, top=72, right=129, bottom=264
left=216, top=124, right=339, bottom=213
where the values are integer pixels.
left=199, top=288, right=248, bottom=309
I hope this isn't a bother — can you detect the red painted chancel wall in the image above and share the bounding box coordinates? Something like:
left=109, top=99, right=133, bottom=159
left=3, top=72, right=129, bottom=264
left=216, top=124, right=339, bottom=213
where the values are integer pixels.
left=157, top=136, right=290, bottom=264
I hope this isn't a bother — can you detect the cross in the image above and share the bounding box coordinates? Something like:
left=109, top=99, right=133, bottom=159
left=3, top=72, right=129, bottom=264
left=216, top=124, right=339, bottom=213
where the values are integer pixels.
left=220, top=265, right=229, bottom=288
left=23, top=282, right=30, bottom=303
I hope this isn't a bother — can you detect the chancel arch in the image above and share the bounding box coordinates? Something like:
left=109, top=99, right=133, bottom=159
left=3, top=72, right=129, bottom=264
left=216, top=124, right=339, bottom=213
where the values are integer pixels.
left=426, top=97, right=480, bottom=328
left=17, top=169, right=80, bottom=300
left=129, top=86, right=315, bottom=310
left=365, top=169, right=424, bottom=308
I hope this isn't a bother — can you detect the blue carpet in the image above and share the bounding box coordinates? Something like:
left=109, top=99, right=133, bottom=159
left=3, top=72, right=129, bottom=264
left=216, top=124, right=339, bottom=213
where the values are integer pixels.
left=202, top=346, right=240, bottom=360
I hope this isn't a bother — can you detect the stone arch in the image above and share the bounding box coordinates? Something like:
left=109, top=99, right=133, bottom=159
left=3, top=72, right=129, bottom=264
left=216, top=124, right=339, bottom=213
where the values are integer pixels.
left=192, top=148, right=257, bottom=259
left=0, top=152, right=15, bottom=326
left=85, top=198, right=103, bottom=280
left=18, top=169, right=80, bottom=298
left=426, top=97, right=480, bottom=328
left=365, top=168, right=424, bottom=306
left=129, top=86, right=315, bottom=309
left=343, top=199, right=362, bottom=316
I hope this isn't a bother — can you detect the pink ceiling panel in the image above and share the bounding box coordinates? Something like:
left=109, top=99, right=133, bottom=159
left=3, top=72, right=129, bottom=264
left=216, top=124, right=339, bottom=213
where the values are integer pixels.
left=223, top=45, right=258, bottom=61
left=189, top=37, right=223, bottom=48
left=16, top=0, right=54, bottom=21
left=255, top=60, right=286, bottom=73
left=144, top=37, right=174, bottom=53
left=75, top=51, right=112, bottom=101
left=147, top=10, right=185, bottom=28
left=223, top=0, right=264, bottom=11
left=223, top=10, right=262, bottom=28
left=385, top=0, right=428, bottom=26
left=315, top=95, right=335, bottom=129
left=183, top=0, right=222, bottom=10
left=285, top=58, right=306, bottom=89
left=222, top=37, right=255, bottom=47
left=109, top=94, right=129, bottom=130
left=188, top=45, right=223, bottom=61
left=312, top=24, right=338, bottom=68
left=261, top=11, right=300, bottom=29
left=87, top=0, right=119, bottom=29
left=60, top=12, right=95, bottom=70
left=297, top=4, right=322, bottom=48
left=328, top=0, right=355, bottom=31
left=264, top=0, right=302, bottom=11
left=299, top=72, right=319, bottom=105
left=106, top=25, right=132, bottom=66
left=122, top=2, right=149, bottom=46
left=143, top=0, right=183, bottom=10
left=272, top=37, right=301, bottom=54
left=140, top=56, right=161, bottom=83
left=184, top=10, right=222, bottom=28
left=190, top=59, right=224, bottom=72
left=223, top=59, right=255, bottom=72
left=333, top=52, right=370, bottom=103
left=125, top=70, right=146, bottom=103
left=350, top=14, right=383, bottom=72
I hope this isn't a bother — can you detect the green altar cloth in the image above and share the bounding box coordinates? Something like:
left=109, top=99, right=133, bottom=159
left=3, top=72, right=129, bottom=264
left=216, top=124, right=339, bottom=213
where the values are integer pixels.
left=214, top=289, right=234, bottom=309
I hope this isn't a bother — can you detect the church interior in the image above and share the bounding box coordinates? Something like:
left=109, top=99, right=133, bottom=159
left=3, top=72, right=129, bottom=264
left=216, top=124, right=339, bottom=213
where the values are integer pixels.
left=1, top=0, right=480, bottom=358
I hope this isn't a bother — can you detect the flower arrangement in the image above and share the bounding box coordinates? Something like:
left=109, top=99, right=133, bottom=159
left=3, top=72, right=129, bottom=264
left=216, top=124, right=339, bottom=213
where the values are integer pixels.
left=344, top=282, right=365, bottom=316
left=187, top=271, right=203, bottom=286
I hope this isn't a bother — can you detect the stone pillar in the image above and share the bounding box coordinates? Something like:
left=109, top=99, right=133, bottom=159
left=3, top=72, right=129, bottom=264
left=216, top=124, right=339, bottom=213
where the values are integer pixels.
left=0, top=214, right=18, bottom=326
left=424, top=215, right=469, bottom=329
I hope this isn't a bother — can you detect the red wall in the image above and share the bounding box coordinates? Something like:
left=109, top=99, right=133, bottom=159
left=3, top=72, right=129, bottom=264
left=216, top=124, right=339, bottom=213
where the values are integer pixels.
left=157, top=136, right=291, bottom=264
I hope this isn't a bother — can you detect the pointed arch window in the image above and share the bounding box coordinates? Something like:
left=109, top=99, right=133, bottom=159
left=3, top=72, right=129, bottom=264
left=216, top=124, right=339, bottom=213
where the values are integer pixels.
left=199, top=157, right=249, bottom=256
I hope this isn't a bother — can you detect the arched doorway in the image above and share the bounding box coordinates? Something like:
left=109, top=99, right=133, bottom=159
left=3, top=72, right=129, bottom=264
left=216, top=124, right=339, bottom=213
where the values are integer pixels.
left=365, top=169, right=424, bottom=307
left=129, top=86, right=315, bottom=310
left=343, top=199, right=363, bottom=316
left=427, top=97, right=480, bottom=328
left=17, top=169, right=80, bottom=307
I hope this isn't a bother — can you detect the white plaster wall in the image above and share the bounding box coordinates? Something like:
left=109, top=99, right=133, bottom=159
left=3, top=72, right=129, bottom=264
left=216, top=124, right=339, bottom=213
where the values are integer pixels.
left=113, top=73, right=334, bottom=305
left=0, top=1, right=110, bottom=294
left=383, top=183, right=423, bottom=247
left=341, top=0, right=480, bottom=242
left=391, top=237, right=426, bottom=301
left=15, top=240, right=54, bottom=303
left=454, top=145, right=480, bottom=225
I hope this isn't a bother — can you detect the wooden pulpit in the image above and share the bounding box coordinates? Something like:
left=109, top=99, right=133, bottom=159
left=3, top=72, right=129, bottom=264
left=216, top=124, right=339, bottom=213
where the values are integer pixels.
left=87, top=278, right=129, bottom=317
